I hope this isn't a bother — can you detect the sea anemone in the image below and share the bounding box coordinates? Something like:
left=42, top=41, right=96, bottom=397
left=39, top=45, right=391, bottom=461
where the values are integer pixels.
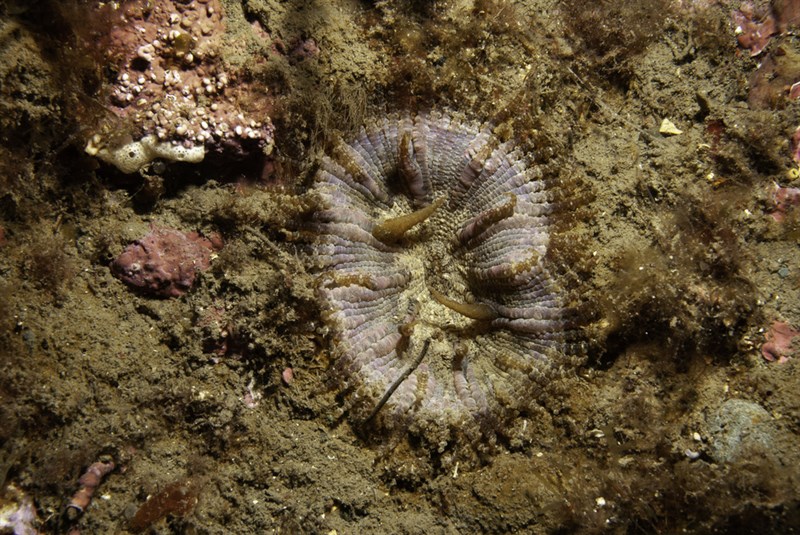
left=310, top=111, right=581, bottom=452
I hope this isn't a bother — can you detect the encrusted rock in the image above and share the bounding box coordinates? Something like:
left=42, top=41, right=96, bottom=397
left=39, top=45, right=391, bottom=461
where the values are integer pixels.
left=111, top=228, right=221, bottom=298
left=85, top=0, right=273, bottom=173
left=708, top=399, right=777, bottom=464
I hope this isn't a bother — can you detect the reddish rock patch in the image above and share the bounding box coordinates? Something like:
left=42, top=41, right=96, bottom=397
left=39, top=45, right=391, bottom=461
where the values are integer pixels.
left=768, top=183, right=800, bottom=222
left=762, top=321, right=800, bottom=363
left=111, top=227, right=221, bottom=297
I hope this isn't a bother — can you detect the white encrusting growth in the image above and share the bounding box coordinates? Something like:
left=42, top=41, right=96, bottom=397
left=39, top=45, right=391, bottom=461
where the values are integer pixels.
left=86, top=135, right=205, bottom=174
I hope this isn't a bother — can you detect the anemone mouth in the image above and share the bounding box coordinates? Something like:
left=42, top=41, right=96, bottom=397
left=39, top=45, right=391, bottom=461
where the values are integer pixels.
left=310, top=111, right=576, bottom=447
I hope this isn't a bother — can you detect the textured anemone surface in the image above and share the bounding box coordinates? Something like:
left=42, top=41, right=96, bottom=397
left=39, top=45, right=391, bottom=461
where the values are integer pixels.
left=311, top=111, right=578, bottom=447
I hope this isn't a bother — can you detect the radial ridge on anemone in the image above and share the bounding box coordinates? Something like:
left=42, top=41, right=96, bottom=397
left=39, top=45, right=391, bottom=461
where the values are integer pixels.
left=309, top=110, right=582, bottom=452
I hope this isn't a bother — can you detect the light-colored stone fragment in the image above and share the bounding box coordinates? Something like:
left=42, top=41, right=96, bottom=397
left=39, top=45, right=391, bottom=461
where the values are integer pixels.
left=659, top=118, right=683, bottom=136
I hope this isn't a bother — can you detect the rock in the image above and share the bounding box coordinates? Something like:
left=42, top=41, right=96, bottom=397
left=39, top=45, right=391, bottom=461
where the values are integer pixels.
left=659, top=118, right=683, bottom=136
left=761, top=321, right=800, bottom=362
left=111, top=228, right=221, bottom=297
left=707, top=399, right=777, bottom=464
left=83, top=0, right=274, bottom=174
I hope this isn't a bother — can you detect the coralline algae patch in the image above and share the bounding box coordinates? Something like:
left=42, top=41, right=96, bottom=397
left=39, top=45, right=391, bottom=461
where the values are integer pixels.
left=85, top=0, right=273, bottom=173
left=310, top=112, right=581, bottom=450
left=111, top=228, right=221, bottom=298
